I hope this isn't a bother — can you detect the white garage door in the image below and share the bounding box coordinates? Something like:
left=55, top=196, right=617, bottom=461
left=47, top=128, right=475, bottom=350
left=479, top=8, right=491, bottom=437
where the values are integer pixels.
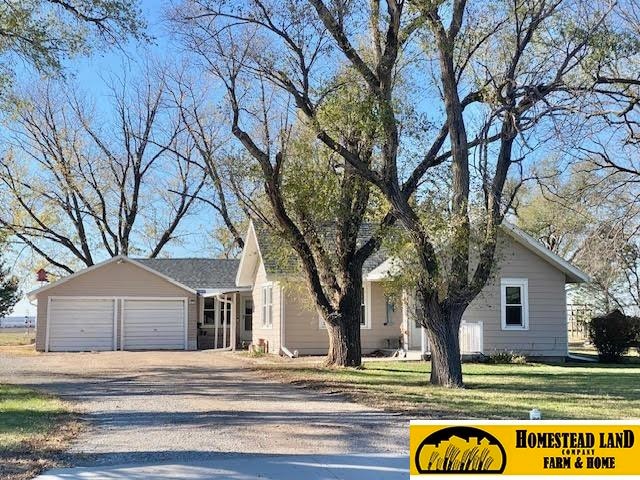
left=122, top=299, right=186, bottom=350
left=48, top=298, right=115, bottom=352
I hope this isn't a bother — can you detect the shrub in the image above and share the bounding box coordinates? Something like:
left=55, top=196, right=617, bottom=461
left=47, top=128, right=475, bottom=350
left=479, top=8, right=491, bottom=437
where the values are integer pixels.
left=484, top=350, right=527, bottom=364
left=588, top=310, right=640, bottom=363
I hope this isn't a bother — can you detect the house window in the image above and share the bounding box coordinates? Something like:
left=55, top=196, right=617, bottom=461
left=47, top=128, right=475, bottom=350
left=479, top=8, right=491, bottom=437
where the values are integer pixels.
left=361, top=282, right=371, bottom=329
left=203, top=297, right=216, bottom=325
left=385, top=297, right=395, bottom=325
left=262, top=285, right=273, bottom=328
left=501, top=278, right=528, bottom=330
left=243, top=298, right=253, bottom=331
left=319, top=283, right=371, bottom=329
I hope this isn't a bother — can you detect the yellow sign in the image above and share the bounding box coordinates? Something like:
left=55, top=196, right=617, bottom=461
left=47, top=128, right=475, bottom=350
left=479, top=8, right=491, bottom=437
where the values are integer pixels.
left=410, top=420, right=640, bottom=476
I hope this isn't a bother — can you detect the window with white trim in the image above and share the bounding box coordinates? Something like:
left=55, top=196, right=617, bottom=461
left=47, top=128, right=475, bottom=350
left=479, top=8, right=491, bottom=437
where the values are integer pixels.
left=501, top=278, right=529, bottom=330
left=203, top=297, right=216, bottom=325
left=243, top=298, right=253, bottom=331
left=319, top=283, right=371, bottom=329
left=262, top=285, right=273, bottom=328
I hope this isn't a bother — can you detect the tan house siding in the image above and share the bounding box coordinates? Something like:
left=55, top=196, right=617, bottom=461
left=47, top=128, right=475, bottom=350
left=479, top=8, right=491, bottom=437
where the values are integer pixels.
left=34, top=261, right=197, bottom=351
left=280, top=233, right=569, bottom=358
left=462, top=233, right=568, bottom=357
left=250, top=262, right=281, bottom=353
left=282, top=281, right=401, bottom=355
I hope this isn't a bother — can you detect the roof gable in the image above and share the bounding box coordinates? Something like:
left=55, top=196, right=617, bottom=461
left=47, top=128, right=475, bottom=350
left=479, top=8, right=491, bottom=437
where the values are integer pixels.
left=238, top=221, right=388, bottom=278
left=236, top=221, right=264, bottom=286
left=27, top=256, right=198, bottom=300
left=501, top=222, right=590, bottom=283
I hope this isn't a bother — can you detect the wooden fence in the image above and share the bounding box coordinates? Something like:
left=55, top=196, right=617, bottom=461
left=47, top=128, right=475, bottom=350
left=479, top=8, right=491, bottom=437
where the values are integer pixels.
left=567, top=304, right=593, bottom=343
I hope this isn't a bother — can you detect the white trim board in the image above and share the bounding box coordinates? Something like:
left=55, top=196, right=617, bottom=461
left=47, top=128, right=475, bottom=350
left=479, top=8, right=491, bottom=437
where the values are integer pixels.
left=236, top=220, right=265, bottom=287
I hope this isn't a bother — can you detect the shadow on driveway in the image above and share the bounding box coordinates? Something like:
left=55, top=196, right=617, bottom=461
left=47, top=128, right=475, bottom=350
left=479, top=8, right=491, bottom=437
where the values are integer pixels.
left=37, top=453, right=408, bottom=480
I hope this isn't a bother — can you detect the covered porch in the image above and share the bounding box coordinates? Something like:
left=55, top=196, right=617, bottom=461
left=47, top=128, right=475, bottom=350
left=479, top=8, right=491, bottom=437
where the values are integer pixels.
left=400, top=294, right=484, bottom=357
left=195, top=288, right=253, bottom=350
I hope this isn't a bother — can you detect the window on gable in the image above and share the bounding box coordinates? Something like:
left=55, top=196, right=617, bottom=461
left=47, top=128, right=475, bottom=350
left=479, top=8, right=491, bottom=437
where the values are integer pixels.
left=501, top=278, right=528, bottom=330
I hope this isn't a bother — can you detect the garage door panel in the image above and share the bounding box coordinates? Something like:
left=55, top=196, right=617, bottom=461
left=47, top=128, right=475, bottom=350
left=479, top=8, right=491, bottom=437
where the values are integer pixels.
left=123, top=299, right=185, bottom=350
left=49, top=298, right=115, bottom=352
left=124, top=326, right=184, bottom=334
left=50, top=325, right=114, bottom=333
left=124, top=300, right=183, bottom=310
left=48, top=339, right=114, bottom=348
left=127, top=310, right=184, bottom=324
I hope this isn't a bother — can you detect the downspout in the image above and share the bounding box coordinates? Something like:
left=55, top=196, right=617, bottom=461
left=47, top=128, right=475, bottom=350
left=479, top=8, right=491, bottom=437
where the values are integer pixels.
left=279, top=285, right=296, bottom=358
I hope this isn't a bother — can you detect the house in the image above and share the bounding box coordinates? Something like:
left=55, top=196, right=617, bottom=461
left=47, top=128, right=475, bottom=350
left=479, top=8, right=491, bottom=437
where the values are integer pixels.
left=28, top=222, right=589, bottom=359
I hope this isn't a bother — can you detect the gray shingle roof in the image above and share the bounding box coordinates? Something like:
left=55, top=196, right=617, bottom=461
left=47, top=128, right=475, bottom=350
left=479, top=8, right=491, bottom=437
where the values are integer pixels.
left=134, top=258, right=240, bottom=290
left=254, top=222, right=388, bottom=275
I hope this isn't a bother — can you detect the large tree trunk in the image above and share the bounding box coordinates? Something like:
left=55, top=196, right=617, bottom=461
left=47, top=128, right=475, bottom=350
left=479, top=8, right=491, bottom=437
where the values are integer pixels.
left=423, top=303, right=464, bottom=387
left=325, top=314, right=362, bottom=367
left=323, top=280, right=363, bottom=367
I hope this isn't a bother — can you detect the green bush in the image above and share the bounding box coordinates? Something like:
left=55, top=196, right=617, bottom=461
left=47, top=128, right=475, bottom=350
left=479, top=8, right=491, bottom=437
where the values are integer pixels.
left=588, top=310, right=640, bottom=363
left=484, top=350, right=527, bottom=364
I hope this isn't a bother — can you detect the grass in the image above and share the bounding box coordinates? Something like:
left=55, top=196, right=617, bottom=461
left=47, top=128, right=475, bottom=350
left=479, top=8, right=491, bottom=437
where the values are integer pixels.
left=0, top=329, right=38, bottom=357
left=0, top=384, right=81, bottom=480
left=250, top=359, right=640, bottom=419
left=570, top=345, right=640, bottom=363
left=0, top=329, right=36, bottom=347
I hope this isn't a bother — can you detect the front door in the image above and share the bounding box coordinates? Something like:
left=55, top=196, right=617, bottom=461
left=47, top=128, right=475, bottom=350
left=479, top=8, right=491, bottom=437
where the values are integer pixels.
left=240, top=296, right=253, bottom=343
left=409, top=316, right=422, bottom=350
left=198, top=295, right=233, bottom=350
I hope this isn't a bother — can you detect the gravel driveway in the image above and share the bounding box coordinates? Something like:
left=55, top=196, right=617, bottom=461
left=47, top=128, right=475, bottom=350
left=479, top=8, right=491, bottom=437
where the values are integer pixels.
left=0, top=351, right=408, bottom=467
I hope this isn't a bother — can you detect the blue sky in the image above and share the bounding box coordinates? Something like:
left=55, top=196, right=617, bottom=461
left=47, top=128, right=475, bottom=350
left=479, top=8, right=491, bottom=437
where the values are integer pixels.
left=8, top=1, right=217, bottom=316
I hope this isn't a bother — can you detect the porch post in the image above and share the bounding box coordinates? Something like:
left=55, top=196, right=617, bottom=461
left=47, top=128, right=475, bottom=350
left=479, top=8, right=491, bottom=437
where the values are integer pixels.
left=222, top=297, right=228, bottom=349
left=231, top=292, right=237, bottom=351
left=401, top=290, right=409, bottom=352
left=214, top=297, right=219, bottom=349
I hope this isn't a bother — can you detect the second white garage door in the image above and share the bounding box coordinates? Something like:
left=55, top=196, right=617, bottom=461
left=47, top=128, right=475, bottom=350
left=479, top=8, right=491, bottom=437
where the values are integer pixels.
left=122, top=299, right=186, bottom=350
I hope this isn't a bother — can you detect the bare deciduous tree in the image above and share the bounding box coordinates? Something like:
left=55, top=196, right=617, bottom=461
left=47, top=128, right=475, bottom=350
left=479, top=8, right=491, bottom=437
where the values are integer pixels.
left=174, top=0, right=618, bottom=385
left=0, top=75, right=206, bottom=274
left=165, top=72, right=248, bottom=254
left=172, top=6, right=395, bottom=366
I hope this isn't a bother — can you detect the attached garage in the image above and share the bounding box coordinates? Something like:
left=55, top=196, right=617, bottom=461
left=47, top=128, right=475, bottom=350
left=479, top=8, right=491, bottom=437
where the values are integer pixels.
left=122, top=299, right=187, bottom=350
left=47, top=298, right=116, bottom=352
left=30, top=257, right=200, bottom=352
left=29, top=255, right=242, bottom=352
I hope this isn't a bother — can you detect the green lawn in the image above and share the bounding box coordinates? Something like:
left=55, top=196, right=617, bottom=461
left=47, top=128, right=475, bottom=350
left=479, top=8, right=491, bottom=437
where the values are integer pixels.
left=256, top=360, right=640, bottom=419
left=0, top=384, right=79, bottom=480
